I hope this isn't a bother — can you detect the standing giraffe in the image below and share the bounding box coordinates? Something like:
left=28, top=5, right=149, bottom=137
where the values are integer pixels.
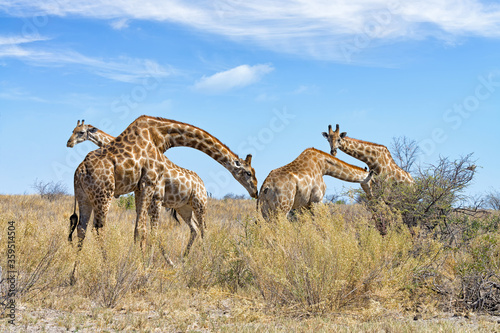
left=71, top=115, right=257, bottom=254
left=66, top=120, right=208, bottom=257
left=322, top=124, right=413, bottom=198
left=258, top=148, right=372, bottom=220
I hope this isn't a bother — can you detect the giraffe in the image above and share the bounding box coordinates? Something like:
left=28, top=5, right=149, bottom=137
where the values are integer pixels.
left=66, top=120, right=208, bottom=257
left=70, top=115, right=257, bottom=255
left=67, top=120, right=114, bottom=148
left=322, top=124, right=414, bottom=198
left=258, top=148, right=373, bottom=220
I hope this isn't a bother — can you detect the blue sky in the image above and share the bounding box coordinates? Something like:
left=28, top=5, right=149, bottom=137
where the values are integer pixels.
left=1, top=0, right=500, bottom=199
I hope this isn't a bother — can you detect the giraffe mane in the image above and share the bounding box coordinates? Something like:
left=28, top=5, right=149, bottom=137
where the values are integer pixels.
left=345, top=136, right=387, bottom=149
left=307, top=148, right=367, bottom=172
left=137, top=115, right=240, bottom=159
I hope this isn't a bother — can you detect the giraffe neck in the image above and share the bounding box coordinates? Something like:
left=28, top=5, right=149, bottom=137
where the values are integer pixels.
left=340, top=137, right=386, bottom=171
left=88, top=127, right=115, bottom=147
left=146, top=117, right=241, bottom=169
left=311, top=149, right=370, bottom=183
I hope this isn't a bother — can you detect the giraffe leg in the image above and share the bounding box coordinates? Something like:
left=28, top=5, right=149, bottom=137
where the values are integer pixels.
left=92, top=195, right=112, bottom=262
left=192, top=196, right=207, bottom=240
left=176, top=206, right=198, bottom=257
left=134, top=189, right=141, bottom=215
left=259, top=187, right=277, bottom=221
left=278, top=189, right=295, bottom=220
left=148, top=192, right=163, bottom=237
left=70, top=187, right=93, bottom=285
left=72, top=183, right=93, bottom=248
left=134, top=182, right=156, bottom=252
left=144, top=192, right=163, bottom=264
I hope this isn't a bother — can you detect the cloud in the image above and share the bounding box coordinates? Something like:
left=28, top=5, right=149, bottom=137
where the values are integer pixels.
left=110, top=18, right=129, bottom=30
left=0, top=35, right=50, bottom=46
left=0, top=84, right=48, bottom=102
left=194, top=64, right=274, bottom=93
left=0, top=34, right=172, bottom=83
left=2, top=1, right=500, bottom=61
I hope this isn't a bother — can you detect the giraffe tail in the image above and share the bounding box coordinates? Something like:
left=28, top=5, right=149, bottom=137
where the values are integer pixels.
left=68, top=193, right=79, bottom=242
left=167, top=208, right=181, bottom=225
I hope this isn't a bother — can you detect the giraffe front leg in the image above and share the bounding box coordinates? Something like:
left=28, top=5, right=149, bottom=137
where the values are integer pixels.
left=93, top=195, right=112, bottom=261
left=135, top=183, right=155, bottom=252
left=148, top=191, right=163, bottom=237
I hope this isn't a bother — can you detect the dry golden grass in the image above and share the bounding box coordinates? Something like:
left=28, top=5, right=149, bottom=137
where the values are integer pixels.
left=0, top=194, right=499, bottom=332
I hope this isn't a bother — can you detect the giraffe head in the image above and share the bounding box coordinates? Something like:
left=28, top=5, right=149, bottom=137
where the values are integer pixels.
left=322, top=124, right=347, bottom=156
left=67, top=120, right=98, bottom=147
left=231, top=154, right=258, bottom=198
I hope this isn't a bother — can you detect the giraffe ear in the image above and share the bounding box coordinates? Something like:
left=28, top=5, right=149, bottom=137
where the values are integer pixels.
left=245, top=154, right=252, bottom=165
left=340, top=132, right=347, bottom=138
left=89, top=127, right=98, bottom=133
left=234, top=160, right=241, bottom=167
left=322, top=132, right=328, bottom=139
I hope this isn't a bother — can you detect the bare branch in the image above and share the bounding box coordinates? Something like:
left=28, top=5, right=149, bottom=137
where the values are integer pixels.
left=390, top=136, right=421, bottom=173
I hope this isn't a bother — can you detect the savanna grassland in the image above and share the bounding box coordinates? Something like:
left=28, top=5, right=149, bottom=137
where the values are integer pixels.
left=0, top=193, right=499, bottom=332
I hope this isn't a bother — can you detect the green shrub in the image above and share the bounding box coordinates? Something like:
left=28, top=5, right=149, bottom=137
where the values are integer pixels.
left=117, top=194, right=135, bottom=210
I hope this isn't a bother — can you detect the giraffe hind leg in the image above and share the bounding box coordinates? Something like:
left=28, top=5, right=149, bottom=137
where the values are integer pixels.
left=70, top=191, right=93, bottom=284
left=176, top=206, right=198, bottom=257
left=192, top=197, right=207, bottom=239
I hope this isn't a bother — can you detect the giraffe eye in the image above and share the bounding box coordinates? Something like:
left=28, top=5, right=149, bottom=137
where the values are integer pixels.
left=245, top=171, right=252, bottom=177
left=79, top=131, right=85, bottom=135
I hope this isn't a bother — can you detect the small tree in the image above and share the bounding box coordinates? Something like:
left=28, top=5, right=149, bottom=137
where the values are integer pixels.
left=32, top=179, right=68, bottom=202
left=223, top=193, right=248, bottom=200
left=390, top=136, right=421, bottom=173
left=324, top=192, right=347, bottom=205
left=486, top=190, right=500, bottom=210
left=365, top=153, right=478, bottom=234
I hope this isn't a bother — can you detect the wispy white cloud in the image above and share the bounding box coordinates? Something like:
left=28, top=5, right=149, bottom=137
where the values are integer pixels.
left=0, top=84, right=48, bottom=102
left=0, top=34, right=172, bottom=83
left=255, top=92, right=278, bottom=102
left=194, top=64, right=274, bottom=93
left=292, top=85, right=319, bottom=95
left=110, top=18, right=129, bottom=30
left=0, top=35, right=50, bottom=46
left=1, top=1, right=500, bottom=61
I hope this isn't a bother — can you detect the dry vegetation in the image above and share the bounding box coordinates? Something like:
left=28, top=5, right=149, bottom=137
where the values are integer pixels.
left=0, top=192, right=499, bottom=332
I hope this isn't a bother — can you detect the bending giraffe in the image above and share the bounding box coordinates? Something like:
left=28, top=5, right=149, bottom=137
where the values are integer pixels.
left=70, top=115, right=257, bottom=255
left=258, top=148, right=373, bottom=220
left=322, top=124, right=413, bottom=198
left=66, top=120, right=208, bottom=257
